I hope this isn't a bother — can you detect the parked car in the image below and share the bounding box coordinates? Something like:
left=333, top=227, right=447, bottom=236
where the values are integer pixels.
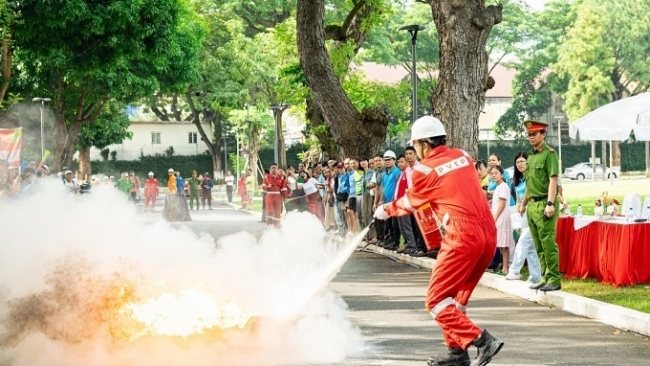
left=563, top=162, right=619, bottom=180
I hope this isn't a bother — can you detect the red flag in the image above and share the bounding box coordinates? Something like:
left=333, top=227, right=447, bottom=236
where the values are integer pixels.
left=0, top=128, right=22, bottom=168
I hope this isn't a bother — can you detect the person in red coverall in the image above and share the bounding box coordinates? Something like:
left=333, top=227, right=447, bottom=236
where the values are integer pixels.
left=262, top=163, right=289, bottom=226
left=374, top=116, right=503, bottom=366
left=144, top=171, right=159, bottom=213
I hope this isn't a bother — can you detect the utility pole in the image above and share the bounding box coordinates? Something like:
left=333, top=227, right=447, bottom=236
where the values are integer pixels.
left=270, top=103, right=290, bottom=168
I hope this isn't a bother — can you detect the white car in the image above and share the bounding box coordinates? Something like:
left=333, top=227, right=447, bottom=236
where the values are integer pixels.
left=563, top=162, right=619, bottom=180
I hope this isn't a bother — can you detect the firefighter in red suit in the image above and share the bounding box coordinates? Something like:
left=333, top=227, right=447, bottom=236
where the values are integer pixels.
left=262, top=163, right=289, bottom=226
left=144, top=171, right=159, bottom=212
left=374, top=116, right=503, bottom=366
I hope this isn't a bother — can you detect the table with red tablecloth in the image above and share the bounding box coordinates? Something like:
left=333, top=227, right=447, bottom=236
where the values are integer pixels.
left=556, top=216, right=650, bottom=286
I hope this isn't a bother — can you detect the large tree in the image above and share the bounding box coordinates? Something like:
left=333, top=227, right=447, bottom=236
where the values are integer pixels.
left=297, top=0, right=390, bottom=158
left=426, top=0, right=502, bottom=158
left=495, top=0, right=575, bottom=140
left=14, top=0, right=202, bottom=172
left=76, top=102, right=133, bottom=175
left=555, top=0, right=650, bottom=167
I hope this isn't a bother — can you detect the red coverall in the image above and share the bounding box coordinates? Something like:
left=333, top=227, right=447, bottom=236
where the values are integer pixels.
left=144, top=178, right=159, bottom=210
left=262, top=173, right=289, bottom=226
left=385, top=145, right=497, bottom=350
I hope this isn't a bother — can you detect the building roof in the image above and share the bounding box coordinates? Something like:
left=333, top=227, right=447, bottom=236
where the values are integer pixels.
left=354, top=62, right=516, bottom=98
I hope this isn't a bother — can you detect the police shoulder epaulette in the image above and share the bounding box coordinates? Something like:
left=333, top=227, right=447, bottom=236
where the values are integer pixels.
left=547, top=145, right=555, bottom=152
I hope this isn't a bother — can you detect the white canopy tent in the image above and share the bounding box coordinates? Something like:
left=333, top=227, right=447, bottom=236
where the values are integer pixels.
left=568, top=92, right=650, bottom=184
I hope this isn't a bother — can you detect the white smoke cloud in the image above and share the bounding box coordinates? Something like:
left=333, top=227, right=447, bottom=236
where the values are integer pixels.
left=0, top=179, right=364, bottom=365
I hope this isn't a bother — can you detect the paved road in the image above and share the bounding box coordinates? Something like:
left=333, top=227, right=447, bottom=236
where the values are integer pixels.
left=330, top=250, right=650, bottom=366
left=156, top=205, right=650, bottom=365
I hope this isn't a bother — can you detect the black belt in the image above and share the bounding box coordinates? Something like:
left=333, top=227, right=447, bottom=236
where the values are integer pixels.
left=529, top=196, right=547, bottom=203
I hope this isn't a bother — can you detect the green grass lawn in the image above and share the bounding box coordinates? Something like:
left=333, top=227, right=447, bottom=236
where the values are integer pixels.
left=516, top=267, right=650, bottom=314
left=564, top=196, right=624, bottom=216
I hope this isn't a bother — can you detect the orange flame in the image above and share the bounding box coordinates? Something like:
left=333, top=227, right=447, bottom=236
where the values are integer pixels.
left=107, top=286, right=251, bottom=341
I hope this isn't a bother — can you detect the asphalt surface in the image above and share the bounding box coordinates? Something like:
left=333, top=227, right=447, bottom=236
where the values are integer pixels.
left=330, top=250, right=650, bottom=366
left=147, top=201, right=650, bottom=366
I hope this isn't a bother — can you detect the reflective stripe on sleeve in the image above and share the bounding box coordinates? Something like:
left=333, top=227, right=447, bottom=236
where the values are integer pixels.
left=401, top=195, right=415, bottom=212
left=414, top=164, right=433, bottom=175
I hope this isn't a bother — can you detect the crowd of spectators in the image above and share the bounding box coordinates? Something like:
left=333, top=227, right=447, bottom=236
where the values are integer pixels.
left=260, top=151, right=432, bottom=258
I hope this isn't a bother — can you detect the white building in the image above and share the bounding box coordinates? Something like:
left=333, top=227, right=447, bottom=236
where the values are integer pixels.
left=89, top=120, right=211, bottom=161
left=356, top=62, right=516, bottom=141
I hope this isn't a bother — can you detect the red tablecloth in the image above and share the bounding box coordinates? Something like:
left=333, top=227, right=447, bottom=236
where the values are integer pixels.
left=556, top=216, right=650, bottom=286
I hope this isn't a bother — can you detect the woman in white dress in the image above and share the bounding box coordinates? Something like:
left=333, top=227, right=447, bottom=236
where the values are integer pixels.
left=489, top=165, right=515, bottom=275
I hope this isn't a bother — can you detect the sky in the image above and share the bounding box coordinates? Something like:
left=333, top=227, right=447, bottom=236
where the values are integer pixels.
left=524, top=0, right=552, bottom=11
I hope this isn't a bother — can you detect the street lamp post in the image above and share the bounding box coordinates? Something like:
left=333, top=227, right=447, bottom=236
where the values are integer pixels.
left=554, top=115, right=564, bottom=174
left=399, top=24, right=426, bottom=124
left=270, top=103, right=289, bottom=168
left=32, top=97, right=51, bottom=159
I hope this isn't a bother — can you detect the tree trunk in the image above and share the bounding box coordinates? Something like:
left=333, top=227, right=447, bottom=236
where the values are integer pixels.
left=297, top=0, right=387, bottom=158
left=306, top=99, right=340, bottom=160
left=429, top=1, right=502, bottom=159
left=78, top=147, right=91, bottom=177
left=612, top=140, right=621, bottom=168
left=61, top=122, right=83, bottom=169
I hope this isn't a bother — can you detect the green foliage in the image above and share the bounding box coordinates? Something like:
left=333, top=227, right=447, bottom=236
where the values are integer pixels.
left=496, top=0, right=577, bottom=139
left=100, top=148, right=110, bottom=162
left=77, top=102, right=133, bottom=150
left=87, top=154, right=213, bottom=185
left=555, top=0, right=650, bottom=121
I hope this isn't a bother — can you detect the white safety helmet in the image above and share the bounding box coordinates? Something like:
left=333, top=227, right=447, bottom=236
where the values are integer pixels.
left=168, top=168, right=174, bottom=173
left=148, top=171, right=154, bottom=176
left=383, top=150, right=396, bottom=159
left=410, top=116, right=446, bottom=143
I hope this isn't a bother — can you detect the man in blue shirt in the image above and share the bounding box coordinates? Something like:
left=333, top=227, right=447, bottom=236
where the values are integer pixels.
left=175, top=170, right=184, bottom=196
left=336, top=162, right=350, bottom=236
left=379, top=150, right=401, bottom=249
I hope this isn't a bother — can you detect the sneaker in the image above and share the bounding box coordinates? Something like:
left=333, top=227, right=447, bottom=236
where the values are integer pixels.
left=505, top=273, right=520, bottom=281
left=428, top=347, right=470, bottom=366
left=396, top=246, right=407, bottom=254
left=470, top=330, right=503, bottom=366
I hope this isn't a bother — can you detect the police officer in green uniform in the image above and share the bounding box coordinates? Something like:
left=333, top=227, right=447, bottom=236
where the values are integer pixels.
left=518, top=120, right=561, bottom=292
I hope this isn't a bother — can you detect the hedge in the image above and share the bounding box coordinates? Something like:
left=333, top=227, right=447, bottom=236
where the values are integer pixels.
left=72, top=141, right=646, bottom=184
left=479, top=141, right=647, bottom=172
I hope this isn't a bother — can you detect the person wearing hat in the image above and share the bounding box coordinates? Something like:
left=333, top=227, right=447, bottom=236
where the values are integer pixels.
left=63, top=170, right=79, bottom=193
left=375, top=149, right=400, bottom=249
left=167, top=168, right=177, bottom=194
left=373, top=115, right=503, bottom=366
left=262, top=163, right=290, bottom=226
left=518, top=120, right=561, bottom=292
left=144, top=172, right=159, bottom=212
left=187, top=170, right=201, bottom=210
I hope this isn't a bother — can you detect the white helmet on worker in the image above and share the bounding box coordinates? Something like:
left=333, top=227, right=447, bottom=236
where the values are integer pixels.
left=168, top=168, right=174, bottom=173
left=410, top=115, right=446, bottom=143
left=148, top=171, right=154, bottom=176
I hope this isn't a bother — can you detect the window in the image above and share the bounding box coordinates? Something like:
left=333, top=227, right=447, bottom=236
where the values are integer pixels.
left=188, top=132, right=197, bottom=144
left=151, top=132, right=161, bottom=145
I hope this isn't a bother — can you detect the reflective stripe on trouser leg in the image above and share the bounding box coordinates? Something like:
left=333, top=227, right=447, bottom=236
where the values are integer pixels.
left=429, top=297, right=455, bottom=318
left=425, top=219, right=494, bottom=350
left=455, top=301, right=466, bottom=313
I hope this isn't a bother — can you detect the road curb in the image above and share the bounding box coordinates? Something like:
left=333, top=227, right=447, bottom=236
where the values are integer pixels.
left=363, top=244, right=650, bottom=337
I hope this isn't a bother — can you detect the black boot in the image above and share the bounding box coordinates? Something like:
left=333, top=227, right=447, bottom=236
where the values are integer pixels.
left=470, top=330, right=503, bottom=366
left=427, top=347, right=470, bottom=366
